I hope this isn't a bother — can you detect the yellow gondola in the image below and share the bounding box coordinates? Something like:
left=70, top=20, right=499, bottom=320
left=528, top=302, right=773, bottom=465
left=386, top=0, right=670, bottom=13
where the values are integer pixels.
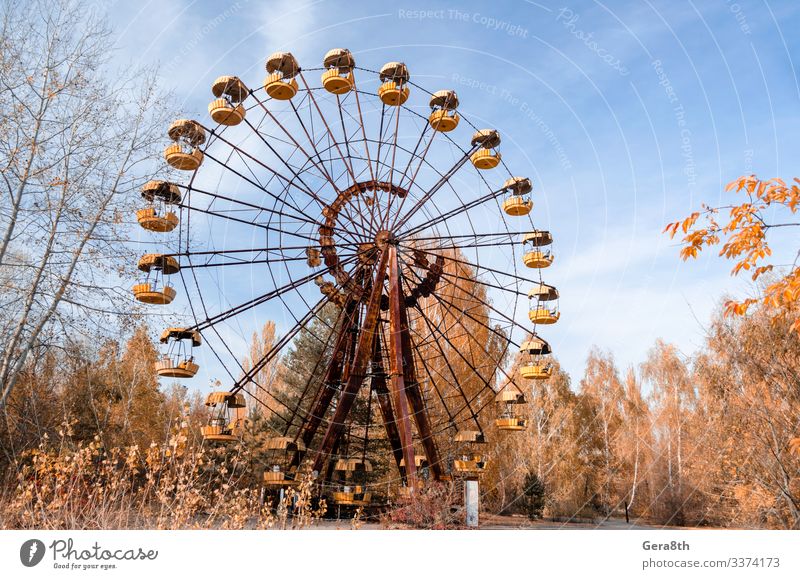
left=137, top=180, right=181, bottom=232
left=452, top=430, right=487, bottom=476
left=399, top=454, right=429, bottom=468
left=522, top=230, right=554, bottom=268
left=264, top=52, right=300, bottom=100
left=164, top=119, right=205, bottom=170
left=519, top=335, right=552, bottom=380
left=321, top=48, right=355, bottom=94
left=378, top=62, right=410, bottom=106
left=330, top=457, right=373, bottom=506
left=263, top=437, right=306, bottom=486
left=470, top=129, right=501, bottom=170
left=208, top=75, right=248, bottom=126
left=155, top=328, right=201, bottom=378
left=495, top=387, right=527, bottom=431
left=132, top=254, right=180, bottom=304
left=528, top=283, right=560, bottom=325
left=334, top=457, right=372, bottom=472
left=330, top=486, right=372, bottom=506
left=201, top=391, right=246, bottom=442
left=501, top=176, right=533, bottom=216
left=428, top=90, right=460, bottom=132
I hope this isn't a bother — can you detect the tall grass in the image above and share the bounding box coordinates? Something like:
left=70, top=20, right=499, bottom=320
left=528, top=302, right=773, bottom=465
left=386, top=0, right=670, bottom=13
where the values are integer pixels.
left=1, top=424, right=325, bottom=530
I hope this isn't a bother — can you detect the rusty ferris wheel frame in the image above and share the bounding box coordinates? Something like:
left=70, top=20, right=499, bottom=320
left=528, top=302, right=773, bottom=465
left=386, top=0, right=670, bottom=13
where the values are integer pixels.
left=135, top=49, right=558, bottom=499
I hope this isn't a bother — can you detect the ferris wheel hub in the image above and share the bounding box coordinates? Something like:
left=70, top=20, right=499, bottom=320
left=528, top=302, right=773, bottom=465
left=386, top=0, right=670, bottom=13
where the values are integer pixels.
left=374, top=229, right=393, bottom=248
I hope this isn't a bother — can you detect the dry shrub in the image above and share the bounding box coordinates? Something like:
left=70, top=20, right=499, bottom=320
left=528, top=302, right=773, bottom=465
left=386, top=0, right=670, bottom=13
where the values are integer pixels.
left=0, top=422, right=325, bottom=530
left=380, top=481, right=463, bottom=529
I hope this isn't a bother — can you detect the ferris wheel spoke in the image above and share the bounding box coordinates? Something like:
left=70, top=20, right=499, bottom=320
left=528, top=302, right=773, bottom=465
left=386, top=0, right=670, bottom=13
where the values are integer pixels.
left=199, top=146, right=323, bottom=226
left=351, top=76, right=376, bottom=184
left=400, top=261, right=518, bottom=385
left=336, top=89, right=382, bottom=234
left=298, top=72, right=359, bottom=184
left=293, top=258, right=392, bottom=460
left=395, top=246, right=527, bottom=298
left=239, top=116, right=331, bottom=210
left=280, top=299, right=353, bottom=437
left=245, top=112, right=370, bottom=245
left=409, top=232, right=527, bottom=242
left=348, top=94, right=389, bottom=238
left=396, top=122, right=433, bottom=191
left=416, top=239, right=526, bottom=250
left=293, top=279, right=373, bottom=453
left=178, top=255, right=307, bottom=269
left=286, top=94, right=375, bottom=237
left=406, top=232, right=529, bottom=249
left=437, top=267, right=527, bottom=297
left=188, top=257, right=355, bottom=333
left=432, top=361, right=521, bottom=438
left=168, top=240, right=364, bottom=260
left=176, top=200, right=320, bottom=242
left=411, top=297, right=518, bottom=374
left=174, top=262, right=297, bottom=430
left=371, top=103, right=397, bottom=223
left=383, top=118, right=439, bottom=233
left=278, top=266, right=382, bottom=446
left=402, top=245, right=533, bottom=285
left=373, top=103, right=389, bottom=181
left=404, top=309, right=463, bottom=424
left=195, top=333, right=291, bottom=431
left=409, top=334, right=459, bottom=431
left=376, top=99, right=405, bottom=233
left=203, top=320, right=303, bottom=424
left=436, top=274, right=528, bottom=339
left=410, top=304, right=487, bottom=431
left=230, top=293, right=333, bottom=395
left=178, top=182, right=321, bottom=228
left=418, top=274, right=524, bottom=352
left=395, top=183, right=509, bottom=240
left=388, top=146, right=479, bottom=234
left=200, top=122, right=326, bottom=207
left=249, top=93, right=344, bottom=197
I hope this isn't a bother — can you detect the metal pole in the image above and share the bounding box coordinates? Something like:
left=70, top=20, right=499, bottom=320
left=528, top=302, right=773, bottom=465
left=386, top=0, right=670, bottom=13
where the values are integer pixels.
left=465, top=479, right=479, bottom=528
left=387, top=244, right=417, bottom=489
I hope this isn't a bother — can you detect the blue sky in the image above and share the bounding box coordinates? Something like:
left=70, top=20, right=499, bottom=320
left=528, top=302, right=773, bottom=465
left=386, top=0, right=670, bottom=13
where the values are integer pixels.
left=112, top=0, right=800, bottom=388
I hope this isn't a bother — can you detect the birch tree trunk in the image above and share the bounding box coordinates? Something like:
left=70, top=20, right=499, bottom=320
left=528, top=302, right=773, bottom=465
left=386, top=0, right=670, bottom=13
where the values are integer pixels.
left=0, top=0, right=171, bottom=408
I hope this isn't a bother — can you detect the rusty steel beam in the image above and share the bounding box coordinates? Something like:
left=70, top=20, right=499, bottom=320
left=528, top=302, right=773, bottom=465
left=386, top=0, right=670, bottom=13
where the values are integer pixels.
left=387, top=245, right=418, bottom=487
left=292, top=297, right=360, bottom=468
left=371, top=329, right=406, bottom=479
left=397, top=287, right=444, bottom=481
left=311, top=249, right=390, bottom=474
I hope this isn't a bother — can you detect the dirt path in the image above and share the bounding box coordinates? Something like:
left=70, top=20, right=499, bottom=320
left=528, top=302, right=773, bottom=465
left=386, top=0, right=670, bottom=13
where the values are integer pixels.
left=479, top=513, right=662, bottom=529
left=309, top=514, right=673, bottom=530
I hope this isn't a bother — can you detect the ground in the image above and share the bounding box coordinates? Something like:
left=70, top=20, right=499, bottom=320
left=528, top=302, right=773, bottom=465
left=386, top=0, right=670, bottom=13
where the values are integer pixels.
left=312, top=514, right=668, bottom=530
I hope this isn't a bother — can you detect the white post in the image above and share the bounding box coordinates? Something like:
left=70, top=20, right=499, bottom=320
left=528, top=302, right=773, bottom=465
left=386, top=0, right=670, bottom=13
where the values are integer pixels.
left=464, top=479, right=479, bottom=528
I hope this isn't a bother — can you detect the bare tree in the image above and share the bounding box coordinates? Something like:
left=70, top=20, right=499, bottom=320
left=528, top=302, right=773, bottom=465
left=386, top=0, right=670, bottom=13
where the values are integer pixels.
left=0, top=0, right=171, bottom=407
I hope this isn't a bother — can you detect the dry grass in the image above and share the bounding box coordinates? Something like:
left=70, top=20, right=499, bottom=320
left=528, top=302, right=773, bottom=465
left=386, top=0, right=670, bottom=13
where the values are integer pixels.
left=0, top=424, right=326, bottom=530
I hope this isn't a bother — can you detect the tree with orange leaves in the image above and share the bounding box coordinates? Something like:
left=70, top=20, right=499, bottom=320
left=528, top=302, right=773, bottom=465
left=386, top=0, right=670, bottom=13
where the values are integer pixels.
left=665, top=175, right=800, bottom=329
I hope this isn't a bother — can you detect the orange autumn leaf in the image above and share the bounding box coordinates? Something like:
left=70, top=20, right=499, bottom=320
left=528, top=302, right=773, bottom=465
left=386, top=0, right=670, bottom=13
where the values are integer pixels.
left=668, top=175, right=800, bottom=332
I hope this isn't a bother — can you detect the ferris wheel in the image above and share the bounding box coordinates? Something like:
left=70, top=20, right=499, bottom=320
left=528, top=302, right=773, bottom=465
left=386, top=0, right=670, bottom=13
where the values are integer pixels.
left=132, top=48, right=560, bottom=501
